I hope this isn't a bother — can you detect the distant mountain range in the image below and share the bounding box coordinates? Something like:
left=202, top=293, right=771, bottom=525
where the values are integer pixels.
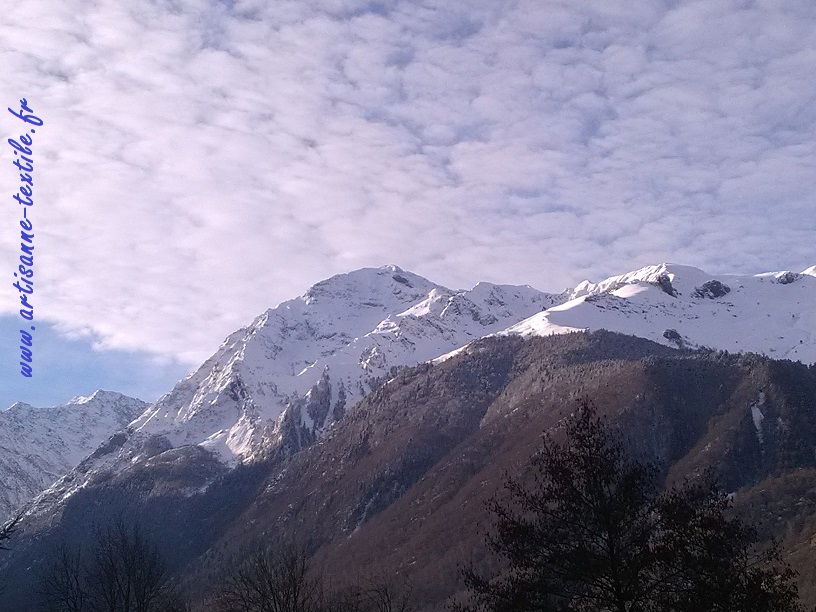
left=0, top=391, right=146, bottom=520
left=2, top=262, right=816, bottom=610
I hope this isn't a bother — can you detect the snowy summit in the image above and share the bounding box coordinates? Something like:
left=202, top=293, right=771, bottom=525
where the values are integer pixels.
left=20, top=262, right=816, bottom=522
left=502, top=263, right=816, bottom=363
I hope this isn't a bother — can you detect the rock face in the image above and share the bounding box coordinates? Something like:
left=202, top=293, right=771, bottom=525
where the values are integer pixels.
left=0, top=391, right=147, bottom=520
left=692, top=279, right=731, bottom=299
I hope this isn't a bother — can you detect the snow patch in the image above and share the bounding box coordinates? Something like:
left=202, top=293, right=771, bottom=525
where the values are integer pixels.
left=751, top=393, right=766, bottom=444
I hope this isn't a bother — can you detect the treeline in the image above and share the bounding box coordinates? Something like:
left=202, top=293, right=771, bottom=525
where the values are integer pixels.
left=29, top=522, right=413, bottom=612
left=3, top=398, right=812, bottom=612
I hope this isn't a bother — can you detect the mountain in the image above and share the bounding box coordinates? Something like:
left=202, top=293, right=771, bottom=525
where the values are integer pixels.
left=0, top=390, right=147, bottom=520
left=12, top=263, right=816, bottom=524
left=131, top=265, right=555, bottom=461
left=15, top=266, right=554, bottom=522
left=499, top=262, right=816, bottom=362
left=224, top=332, right=816, bottom=608
left=4, top=332, right=816, bottom=611
left=2, top=262, right=816, bottom=608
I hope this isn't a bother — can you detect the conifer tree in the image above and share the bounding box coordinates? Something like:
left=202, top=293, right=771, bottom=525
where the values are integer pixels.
left=458, top=402, right=807, bottom=612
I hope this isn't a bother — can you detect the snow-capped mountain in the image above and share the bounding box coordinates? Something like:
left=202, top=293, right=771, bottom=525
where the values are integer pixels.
left=127, top=266, right=555, bottom=463
left=22, top=266, right=554, bottom=515
left=500, top=263, right=816, bottom=363
left=0, top=390, right=147, bottom=520
left=5, top=263, right=816, bottom=611
left=20, top=262, right=816, bottom=520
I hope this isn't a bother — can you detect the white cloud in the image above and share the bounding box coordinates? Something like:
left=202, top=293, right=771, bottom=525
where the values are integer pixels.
left=1, top=0, right=815, bottom=368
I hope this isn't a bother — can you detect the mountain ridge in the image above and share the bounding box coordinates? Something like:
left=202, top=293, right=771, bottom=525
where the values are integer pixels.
left=6, top=331, right=816, bottom=610
left=501, top=262, right=816, bottom=362
left=0, top=390, right=147, bottom=520
left=9, top=262, right=816, bottom=526
left=3, top=254, right=816, bottom=609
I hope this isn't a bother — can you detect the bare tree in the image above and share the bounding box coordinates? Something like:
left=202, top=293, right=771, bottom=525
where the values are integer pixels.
left=37, top=520, right=183, bottom=612
left=39, top=543, right=86, bottom=612
left=85, top=521, right=170, bottom=612
left=211, top=546, right=323, bottom=612
left=358, top=577, right=413, bottom=612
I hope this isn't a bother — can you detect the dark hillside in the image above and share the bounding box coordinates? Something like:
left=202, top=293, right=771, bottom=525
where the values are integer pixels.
left=3, top=331, right=816, bottom=611
left=185, top=332, right=816, bottom=608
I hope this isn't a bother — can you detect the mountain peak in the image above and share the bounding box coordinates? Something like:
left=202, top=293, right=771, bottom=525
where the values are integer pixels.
left=105, top=268, right=554, bottom=465
left=4, top=401, right=36, bottom=412
left=301, top=266, right=441, bottom=304
left=502, top=262, right=816, bottom=364
left=64, top=389, right=140, bottom=406
left=0, top=392, right=147, bottom=520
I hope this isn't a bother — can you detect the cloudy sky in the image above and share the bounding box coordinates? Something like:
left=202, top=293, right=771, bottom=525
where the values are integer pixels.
left=2, top=0, right=815, bottom=408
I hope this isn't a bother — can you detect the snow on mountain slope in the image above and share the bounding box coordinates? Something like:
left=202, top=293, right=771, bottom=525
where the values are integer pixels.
left=21, top=267, right=553, bottom=519
left=24, top=262, right=816, bottom=521
left=93, top=266, right=556, bottom=468
left=501, top=263, right=816, bottom=363
left=0, top=391, right=147, bottom=520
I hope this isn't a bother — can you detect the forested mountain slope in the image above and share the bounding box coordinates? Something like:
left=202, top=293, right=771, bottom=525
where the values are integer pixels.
left=4, top=332, right=816, bottom=610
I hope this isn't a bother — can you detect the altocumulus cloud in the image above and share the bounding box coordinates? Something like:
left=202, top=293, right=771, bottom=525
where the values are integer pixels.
left=1, top=0, right=815, bottom=367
